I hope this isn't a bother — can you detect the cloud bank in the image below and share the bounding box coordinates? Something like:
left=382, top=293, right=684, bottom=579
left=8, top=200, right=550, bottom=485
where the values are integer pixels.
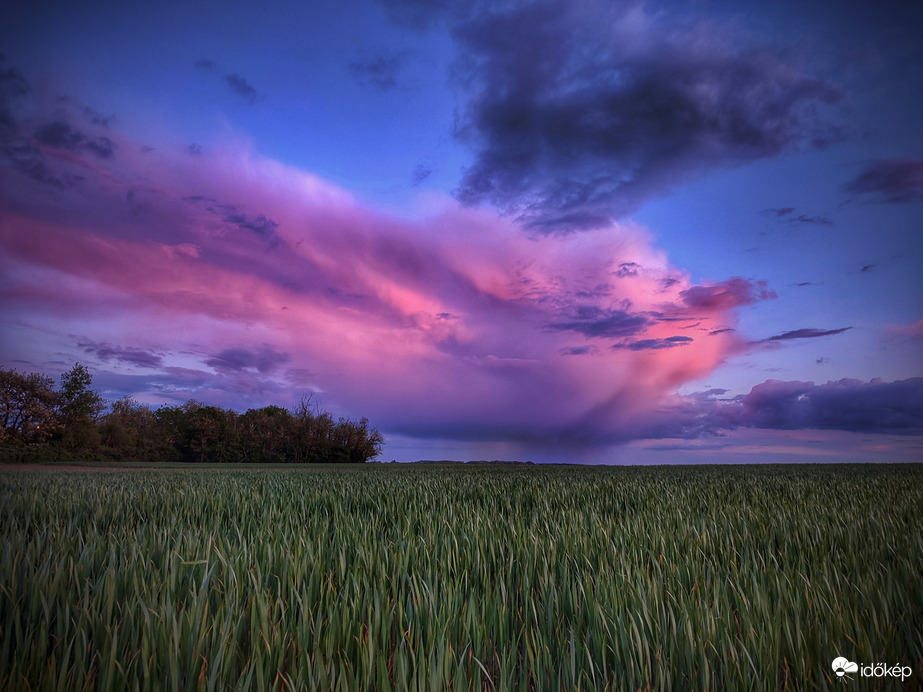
left=657, top=378, right=923, bottom=439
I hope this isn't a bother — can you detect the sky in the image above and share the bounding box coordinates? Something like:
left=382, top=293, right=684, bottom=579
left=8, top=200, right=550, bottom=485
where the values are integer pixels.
left=0, top=0, right=921, bottom=464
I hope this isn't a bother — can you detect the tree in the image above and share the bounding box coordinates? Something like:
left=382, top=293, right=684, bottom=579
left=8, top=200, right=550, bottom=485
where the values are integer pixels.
left=185, top=403, right=238, bottom=464
left=0, top=367, right=58, bottom=443
left=57, top=363, right=104, bottom=453
left=241, top=405, right=293, bottom=463
left=99, top=396, right=157, bottom=459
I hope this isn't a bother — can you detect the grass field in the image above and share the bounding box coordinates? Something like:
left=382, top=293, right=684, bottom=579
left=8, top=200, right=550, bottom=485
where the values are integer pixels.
left=1, top=463, right=920, bottom=690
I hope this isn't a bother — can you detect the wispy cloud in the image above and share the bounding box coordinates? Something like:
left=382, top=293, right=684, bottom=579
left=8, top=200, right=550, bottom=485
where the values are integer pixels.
left=348, top=52, right=410, bottom=91
left=33, top=121, right=116, bottom=159
left=192, top=59, right=262, bottom=104
left=78, top=340, right=163, bottom=368
left=224, top=73, right=260, bottom=105
left=885, top=320, right=923, bottom=342
left=762, top=207, right=833, bottom=225
left=204, top=345, right=290, bottom=374
left=845, top=159, right=923, bottom=203
left=614, top=336, right=693, bottom=351
left=761, top=327, right=852, bottom=342
left=411, top=164, right=432, bottom=186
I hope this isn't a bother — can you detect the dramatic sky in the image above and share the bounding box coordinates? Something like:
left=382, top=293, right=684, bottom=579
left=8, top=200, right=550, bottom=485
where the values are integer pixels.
left=1, top=0, right=921, bottom=463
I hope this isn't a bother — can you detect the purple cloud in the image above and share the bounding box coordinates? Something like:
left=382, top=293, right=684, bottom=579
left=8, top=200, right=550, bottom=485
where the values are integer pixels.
left=762, top=327, right=852, bottom=342
left=765, top=207, right=796, bottom=218
left=204, top=346, right=291, bottom=375
left=763, top=207, right=832, bottom=225
left=224, top=73, right=259, bottom=105
left=223, top=212, right=279, bottom=237
left=548, top=306, right=648, bottom=338
left=78, top=341, right=164, bottom=368
left=411, top=164, right=432, bottom=186
left=33, top=121, right=116, bottom=159
left=640, top=377, right=923, bottom=440
left=733, top=378, right=923, bottom=434
left=845, top=159, right=923, bottom=203
left=680, top=278, right=775, bottom=311
left=615, top=336, right=693, bottom=351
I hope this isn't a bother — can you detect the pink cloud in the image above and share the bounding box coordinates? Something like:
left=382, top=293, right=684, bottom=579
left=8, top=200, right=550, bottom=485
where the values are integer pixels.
left=886, top=320, right=923, bottom=341
left=1, top=111, right=768, bottom=447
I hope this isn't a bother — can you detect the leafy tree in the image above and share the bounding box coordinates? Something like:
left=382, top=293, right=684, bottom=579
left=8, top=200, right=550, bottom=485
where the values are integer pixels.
left=0, top=367, right=58, bottom=443
left=99, top=396, right=157, bottom=459
left=241, top=405, right=293, bottom=463
left=56, top=363, right=104, bottom=453
left=185, top=403, right=238, bottom=464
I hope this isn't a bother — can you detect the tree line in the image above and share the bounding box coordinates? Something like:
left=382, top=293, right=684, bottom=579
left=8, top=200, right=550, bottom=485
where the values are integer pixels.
left=0, top=364, right=383, bottom=464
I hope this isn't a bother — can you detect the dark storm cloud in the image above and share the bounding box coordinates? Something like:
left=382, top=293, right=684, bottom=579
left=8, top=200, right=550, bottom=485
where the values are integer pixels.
left=224, top=73, right=259, bottom=104
left=78, top=340, right=163, bottom=368
left=449, top=0, right=843, bottom=232
left=194, top=58, right=218, bottom=70
left=762, top=327, right=851, bottom=342
left=844, top=159, right=923, bottom=203
left=348, top=52, right=409, bottom=91
left=547, top=305, right=648, bottom=338
left=205, top=345, right=291, bottom=374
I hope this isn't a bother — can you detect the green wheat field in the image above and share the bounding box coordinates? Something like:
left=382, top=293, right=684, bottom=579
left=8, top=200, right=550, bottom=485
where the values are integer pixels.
left=1, top=463, right=920, bottom=691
